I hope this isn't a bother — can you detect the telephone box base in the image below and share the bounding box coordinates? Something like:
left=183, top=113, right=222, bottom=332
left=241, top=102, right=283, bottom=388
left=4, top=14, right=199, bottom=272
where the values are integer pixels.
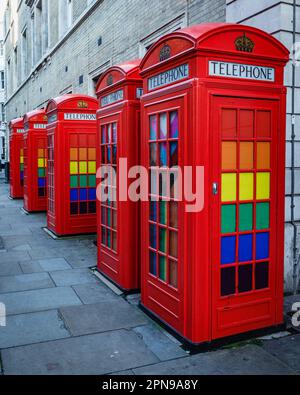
left=139, top=303, right=286, bottom=353
left=97, top=269, right=140, bottom=295
left=43, top=227, right=96, bottom=240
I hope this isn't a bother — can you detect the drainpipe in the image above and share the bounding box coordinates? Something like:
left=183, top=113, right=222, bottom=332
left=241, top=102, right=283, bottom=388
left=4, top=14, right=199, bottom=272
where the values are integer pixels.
left=291, top=0, right=299, bottom=295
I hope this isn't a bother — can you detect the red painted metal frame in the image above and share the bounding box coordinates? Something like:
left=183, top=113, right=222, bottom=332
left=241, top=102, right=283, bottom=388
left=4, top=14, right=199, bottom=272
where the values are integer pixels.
left=23, top=109, right=48, bottom=213
left=96, top=60, right=142, bottom=291
left=46, top=94, right=98, bottom=236
left=9, top=117, right=24, bottom=199
left=139, top=23, right=289, bottom=345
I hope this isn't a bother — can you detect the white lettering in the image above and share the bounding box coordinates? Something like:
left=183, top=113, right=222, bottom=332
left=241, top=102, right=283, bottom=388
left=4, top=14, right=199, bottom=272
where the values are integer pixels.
left=209, top=61, right=275, bottom=82
left=148, top=64, right=189, bottom=90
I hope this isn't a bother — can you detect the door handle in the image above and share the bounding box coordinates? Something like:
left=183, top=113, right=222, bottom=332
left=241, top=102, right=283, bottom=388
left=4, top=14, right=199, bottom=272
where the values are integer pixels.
left=213, top=182, right=218, bottom=196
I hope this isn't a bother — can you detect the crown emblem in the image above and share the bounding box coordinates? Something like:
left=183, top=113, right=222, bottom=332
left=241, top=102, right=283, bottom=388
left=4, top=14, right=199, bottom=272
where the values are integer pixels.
left=235, top=33, right=255, bottom=53
left=160, top=44, right=171, bottom=62
left=78, top=101, right=88, bottom=109
left=107, top=75, right=114, bottom=86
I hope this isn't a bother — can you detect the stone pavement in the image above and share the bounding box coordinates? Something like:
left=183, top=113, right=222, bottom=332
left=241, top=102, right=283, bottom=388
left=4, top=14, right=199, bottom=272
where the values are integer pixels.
left=0, top=172, right=299, bottom=375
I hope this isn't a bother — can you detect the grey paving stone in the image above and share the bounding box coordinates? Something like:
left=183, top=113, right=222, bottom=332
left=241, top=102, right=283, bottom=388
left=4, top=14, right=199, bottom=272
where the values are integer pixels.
left=11, top=244, right=32, bottom=252
left=0, top=287, right=82, bottom=315
left=109, top=370, right=135, bottom=376
left=0, top=251, right=31, bottom=264
left=0, top=272, right=55, bottom=294
left=133, top=345, right=297, bottom=375
left=65, top=255, right=97, bottom=269
left=38, top=258, right=72, bottom=271
left=19, top=261, right=44, bottom=274
left=0, top=310, right=70, bottom=348
left=262, top=334, right=300, bottom=373
left=133, top=325, right=187, bottom=361
left=28, top=248, right=62, bottom=260
left=49, top=268, right=99, bottom=287
left=0, top=263, right=22, bottom=276
left=59, top=300, right=149, bottom=336
left=1, top=330, right=159, bottom=375
left=72, top=283, right=119, bottom=304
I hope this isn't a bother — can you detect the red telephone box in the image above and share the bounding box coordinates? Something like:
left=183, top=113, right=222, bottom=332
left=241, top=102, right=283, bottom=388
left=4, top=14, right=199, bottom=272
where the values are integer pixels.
left=45, top=95, right=98, bottom=236
left=23, top=109, right=48, bottom=213
left=96, top=60, right=142, bottom=291
left=9, top=118, right=25, bottom=199
left=140, top=23, right=289, bottom=345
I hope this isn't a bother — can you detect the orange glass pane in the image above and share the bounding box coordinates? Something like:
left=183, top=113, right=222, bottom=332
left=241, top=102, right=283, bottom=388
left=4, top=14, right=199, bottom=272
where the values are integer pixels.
left=79, top=148, right=87, bottom=161
left=222, top=142, right=237, bottom=170
left=70, top=148, right=78, bottom=161
left=221, top=109, right=237, bottom=138
left=88, top=148, right=96, bottom=160
left=257, top=142, right=270, bottom=169
left=240, top=142, right=253, bottom=169
left=257, top=111, right=271, bottom=138
left=38, top=149, right=44, bottom=158
left=240, top=110, right=254, bottom=138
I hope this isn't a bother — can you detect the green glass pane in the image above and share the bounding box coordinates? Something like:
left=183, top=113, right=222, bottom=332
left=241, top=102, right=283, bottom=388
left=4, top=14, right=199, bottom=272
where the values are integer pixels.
left=38, top=168, right=45, bottom=177
left=256, top=203, right=270, bottom=230
left=88, top=175, right=96, bottom=187
left=159, top=256, right=167, bottom=282
left=221, top=205, right=236, bottom=234
left=159, top=201, right=167, bottom=225
left=79, top=175, right=88, bottom=187
left=239, top=204, right=253, bottom=232
left=107, top=209, right=111, bottom=227
left=20, top=164, right=24, bottom=171
left=70, top=176, right=78, bottom=188
left=159, top=228, right=167, bottom=253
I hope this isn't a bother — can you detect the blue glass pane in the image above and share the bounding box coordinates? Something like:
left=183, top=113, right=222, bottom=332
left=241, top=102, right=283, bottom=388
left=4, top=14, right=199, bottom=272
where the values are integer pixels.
left=38, top=178, right=46, bottom=187
left=108, top=124, right=112, bottom=143
left=256, top=232, right=270, bottom=260
left=150, top=201, right=157, bottom=222
left=150, top=224, right=157, bottom=249
left=221, top=236, right=236, bottom=265
left=160, top=143, right=167, bottom=167
left=70, top=189, right=78, bottom=202
left=238, top=234, right=253, bottom=262
left=160, top=113, right=167, bottom=139
left=79, top=188, right=88, bottom=201
left=113, top=146, right=117, bottom=164
left=150, top=115, right=157, bottom=141
left=101, top=126, right=106, bottom=144
left=107, top=147, right=111, bottom=163
left=112, top=123, right=117, bottom=143
left=149, top=251, right=157, bottom=275
left=88, top=188, right=96, bottom=200
left=170, top=111, right=179, bottom=138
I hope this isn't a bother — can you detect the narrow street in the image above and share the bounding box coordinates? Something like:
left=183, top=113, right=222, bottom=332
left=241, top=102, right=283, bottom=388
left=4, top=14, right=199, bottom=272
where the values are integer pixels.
left=0, top=173, right=299, bottom=375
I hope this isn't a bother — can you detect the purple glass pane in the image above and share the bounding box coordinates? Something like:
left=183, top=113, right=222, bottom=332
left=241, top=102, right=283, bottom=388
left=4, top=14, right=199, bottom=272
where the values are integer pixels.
left=170, top=111, right=179, bottom=139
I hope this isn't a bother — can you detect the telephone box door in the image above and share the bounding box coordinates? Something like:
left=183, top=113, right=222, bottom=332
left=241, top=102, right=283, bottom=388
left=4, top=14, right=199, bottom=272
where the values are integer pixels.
left=211, top=96, right=281, bottom=340
left=141, top=97, right=183, bottom=333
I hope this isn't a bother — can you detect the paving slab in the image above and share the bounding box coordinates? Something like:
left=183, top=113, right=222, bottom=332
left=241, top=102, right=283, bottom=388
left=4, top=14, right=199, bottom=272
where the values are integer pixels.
left=133, top=344, right=297, bottom=375
left=0, top=262, right=22, bottom=276
left=49, top=268, right=99, bottom=287
left=28, top=248, right=62, bottom=260
left=133, top=325, right=187, bottom=361
left=38, top=258, right=72, bottom=272
left=65, top=255, right=97, bottom=269
left=0, top=310, right=70, bottom=348
left=19, top=261, right=45, bottom=274
left=59, top=300, right=149, bottom=336
left=0, top=272, right=55, bottom=294
left=0, top=251, right=32, bottom=264
left=262, top=334, right=300, bottom=373
left=0, top=286, right=82, bottom=315
left=72, top=283, right=119, bottom=304
left=1, top=330, right=159, bottom=375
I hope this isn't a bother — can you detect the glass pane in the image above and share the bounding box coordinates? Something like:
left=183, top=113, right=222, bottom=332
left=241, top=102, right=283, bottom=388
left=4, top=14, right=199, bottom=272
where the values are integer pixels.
left=150, top=224, right=157, bottom=249
left=108, top=124, right=112, bottom=143
left=170, top=111, right=179, bottom=139
left=221, top=236, right=236, bottom=265
left=113, top=210, right=117, bottom=230
left=112, top=146, right=117, bottom=165
left=160, top=142, right=167, bottom=167
left=159, top=256, right=167, bottom=282
left=240, top=110, right=254, bottom=138
left=107, top=147, right=111, bottom=163
left=150, top=143, right=157, bottom=166
left=238, top=265, right=253, bottom=293
left=255, top=262, right=269, bottom=290
left=221, top=173, right=237, bottom=202
left=170, top=142, right=178, bottom=167
left=239, top=204, right=253, bottom=232
left=112, top=123, right=117, bottom=143
left=221, top=267, right=236, bottom=296
left=79, top=148, right=87, bottom=161
left=101, top=147, right=105, bottom=163
left=150, top=201, right=157, bottom=222
left=238, top=234, right=253, bottom=263
left=221, top=109, right=237, bottom=138
left=240, top=142, right=254, bottom=169
left=159, top=228, right=167, bottom=253
left=159, top=113, right=167, bottom=139
left=257, top=111, right=271, bottom=138
left=170, top=201, right=178, bottom=229
left=107, top=230, right=111, bottom=248
left=101, top=227, right=106, bottom=245
left=169, top=260, right=178, bottom=288
left=101, top=126, right=106, bottom=144
left=150, top=251, right=157, bottom=276
left=256, top=202, right=270, bottom=230
left=239, top=173, right=254, bottom=201
left=169, top=231, right=178, bottom=258
left=101, top=207, right=106, bottom=225
left=221, top=204, right=236, bottom=234
left=107, top=208, right=111, bottom=227
left=150, top=115, right=157, bottom=141
left=256, top=232, right=269, bottom=260
left=112, top=232, right=117, bottom=252
left=256, top=173, right=270, bottom=200
left=159, top=201, right=167, bottom=225
left=222, top=142, right=237, bottom=170
left=257, top=142, right=270, bottom=169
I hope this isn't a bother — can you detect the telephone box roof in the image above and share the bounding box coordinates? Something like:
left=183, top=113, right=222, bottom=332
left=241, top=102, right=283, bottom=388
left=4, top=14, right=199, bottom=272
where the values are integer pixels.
left=9, top=117, right=24, bottom=129
left=46, top=94, right=98, bottom=112
left=23, top=109, right=47, bottom=124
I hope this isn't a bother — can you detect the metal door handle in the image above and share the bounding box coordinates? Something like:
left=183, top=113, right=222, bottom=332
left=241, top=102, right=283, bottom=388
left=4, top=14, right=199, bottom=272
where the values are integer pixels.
left=213, top=182, right=218, bottom=195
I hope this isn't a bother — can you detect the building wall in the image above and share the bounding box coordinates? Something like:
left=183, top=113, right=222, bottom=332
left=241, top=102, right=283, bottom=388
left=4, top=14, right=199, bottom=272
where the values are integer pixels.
left=226, top=0, right=300, bottom=293
left=4, top=0, right=226, bottom=121
left=0, top=0, right=7, bottom=163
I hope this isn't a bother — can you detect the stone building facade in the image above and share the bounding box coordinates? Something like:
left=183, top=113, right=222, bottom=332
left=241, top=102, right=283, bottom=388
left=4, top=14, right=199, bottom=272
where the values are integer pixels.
left=0, top=0, right=6, bottom=163
left=2, top=0, right=299, bottom=292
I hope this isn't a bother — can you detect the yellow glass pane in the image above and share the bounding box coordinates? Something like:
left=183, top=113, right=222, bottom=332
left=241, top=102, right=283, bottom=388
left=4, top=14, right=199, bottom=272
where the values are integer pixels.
left=44, top=159, right=47, bottom=168
left=38, top=159, right=44, bottom=168
left=222, top=142, right=237, bottom=170
left=20, top=157, right=24, bottom=164
left=88, top=161, right=96, bottom=174
left=239, top=173, right=254, bottom=201
left=79, top=162, right=87, bottom=174
left=70, top=162, right=78, bottom=174
left=256, top=172, right=270, bottom=200
left=222, top=173, right=237, bottom=202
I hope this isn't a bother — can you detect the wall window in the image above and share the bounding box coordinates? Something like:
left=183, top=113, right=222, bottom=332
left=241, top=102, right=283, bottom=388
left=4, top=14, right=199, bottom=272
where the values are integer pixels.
left=0, top=41, right=3, bottom=56
left=0, top=71, right=4, bottom=90
left=0, top=103, right=5, bottom=122
left=21, top=28, right=28, bottom=80
left=59, top=0, right=73, bottom=38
